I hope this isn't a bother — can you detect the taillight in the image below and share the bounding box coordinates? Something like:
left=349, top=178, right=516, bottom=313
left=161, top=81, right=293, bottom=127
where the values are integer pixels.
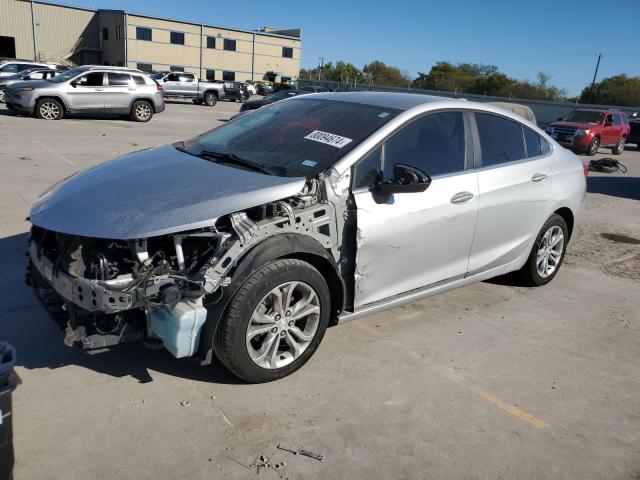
left=582, top=162, right=589, bottom=178
left=156, top=83, right=163, bottom=91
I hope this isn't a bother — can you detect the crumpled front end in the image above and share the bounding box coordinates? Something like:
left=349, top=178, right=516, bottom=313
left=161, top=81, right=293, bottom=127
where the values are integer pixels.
left=26, top=180, right=340, bottom=359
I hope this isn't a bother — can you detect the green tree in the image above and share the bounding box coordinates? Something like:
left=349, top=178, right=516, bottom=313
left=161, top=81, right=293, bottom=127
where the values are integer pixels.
left=578, top=74, right=640, bottom=106
left=362, top=60, right=411, bottom=87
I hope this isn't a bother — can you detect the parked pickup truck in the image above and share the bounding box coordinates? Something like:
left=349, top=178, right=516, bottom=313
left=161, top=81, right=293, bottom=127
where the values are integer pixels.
left=151, top=71, right=223, bottom=106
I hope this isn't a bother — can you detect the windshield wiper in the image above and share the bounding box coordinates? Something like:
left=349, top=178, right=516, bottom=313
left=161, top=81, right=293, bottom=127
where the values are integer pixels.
left=198, top=150, right=277, bottom=175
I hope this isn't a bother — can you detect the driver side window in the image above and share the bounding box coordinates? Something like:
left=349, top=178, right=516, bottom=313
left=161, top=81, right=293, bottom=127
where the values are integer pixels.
left=76, top=72, right=104, bottom=86
left=352, top=111, right=466, bottom=189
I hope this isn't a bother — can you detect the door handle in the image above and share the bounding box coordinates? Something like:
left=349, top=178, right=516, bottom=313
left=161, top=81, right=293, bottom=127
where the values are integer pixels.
left=94, top=88, right=104, bottom=91
left=531, top=173, right=547, bottom=182
left=128, top=88, right=136, bottom=91
left=450, top=191, right=474, bottom=204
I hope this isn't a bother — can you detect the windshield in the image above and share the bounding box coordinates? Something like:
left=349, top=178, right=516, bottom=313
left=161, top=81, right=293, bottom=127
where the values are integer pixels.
left=563, top=111, right=604, bottom=125
left=183, top=98, right=401, bottom=177
left=48, top=67, right=86, bottom=83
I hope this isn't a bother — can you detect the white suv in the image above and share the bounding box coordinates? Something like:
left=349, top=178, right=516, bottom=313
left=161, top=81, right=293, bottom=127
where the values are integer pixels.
left=0, top=60, right=56, bottom=78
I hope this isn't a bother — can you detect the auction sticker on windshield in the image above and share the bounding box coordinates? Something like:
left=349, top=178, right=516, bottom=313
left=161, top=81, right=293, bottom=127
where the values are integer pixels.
left=304, top=130, right=353, bottom=149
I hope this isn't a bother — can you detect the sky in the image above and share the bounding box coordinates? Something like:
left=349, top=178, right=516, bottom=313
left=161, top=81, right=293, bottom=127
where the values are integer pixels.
left=59, top=0, right=640, bottom=96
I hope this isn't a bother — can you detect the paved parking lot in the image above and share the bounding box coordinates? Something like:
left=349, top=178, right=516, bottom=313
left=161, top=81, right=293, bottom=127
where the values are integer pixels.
left=1, top=100, right=639, bottom=480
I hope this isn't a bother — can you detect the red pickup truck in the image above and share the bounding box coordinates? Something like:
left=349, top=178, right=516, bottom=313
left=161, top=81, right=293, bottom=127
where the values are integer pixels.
left=546, top=109, right=630, bottom=156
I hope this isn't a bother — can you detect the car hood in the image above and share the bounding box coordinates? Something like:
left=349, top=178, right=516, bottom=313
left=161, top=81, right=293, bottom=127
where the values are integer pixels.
left=29, top=144, right=307, bottom=239
left=550, top=121, right=599, bottom=129
left=6, top=79, right=51, bottom=90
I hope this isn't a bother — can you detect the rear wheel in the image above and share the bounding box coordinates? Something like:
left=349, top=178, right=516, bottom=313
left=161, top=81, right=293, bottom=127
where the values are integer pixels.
left=203, top=92, right=217, bottom=106
left=586, top=136, right=599, bottom=156
left=517, top=214, right=568, bottom=286
left=612, top=137, right=625, bottom=155
left=35, top=98, right=63, bottom=120
left=130, top=100, right=153, bottom=122
left=214, top=259, right=330, bottom=383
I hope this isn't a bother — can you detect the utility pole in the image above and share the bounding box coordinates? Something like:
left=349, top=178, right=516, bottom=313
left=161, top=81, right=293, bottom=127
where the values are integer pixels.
left=587, top=53, right=601, bottom=104
left=318, top=57, right=324, bottom=81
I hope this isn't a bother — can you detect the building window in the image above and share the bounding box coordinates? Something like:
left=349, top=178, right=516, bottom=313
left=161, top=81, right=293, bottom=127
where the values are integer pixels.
left=223, top=39, right=236, bottom=51
left=170, top=31, right=185, bottom=45
left=136, top=27, right=152, bottom=41
left=116, top=25, right=123, bottom=39
left=137, top=62, right=152, bottom=72
left=206, top=36, right=216, bottom=49
left=170, top=65, right=184, bottom=72
left=206, top=69, right=215, bottom=81
left=102, top=27, right=109, bottom=41
left=282, top=47, right=293, bottom=58
left=222, top=70, right=235, bottom=81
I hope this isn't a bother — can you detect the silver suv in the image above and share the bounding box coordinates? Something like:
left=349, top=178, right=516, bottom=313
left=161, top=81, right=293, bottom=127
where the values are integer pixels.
left=4, top=65, right=165, bottom=122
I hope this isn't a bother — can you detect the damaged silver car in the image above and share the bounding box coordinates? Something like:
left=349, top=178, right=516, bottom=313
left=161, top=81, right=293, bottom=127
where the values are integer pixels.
left=26, top=92, right=586, bottom=382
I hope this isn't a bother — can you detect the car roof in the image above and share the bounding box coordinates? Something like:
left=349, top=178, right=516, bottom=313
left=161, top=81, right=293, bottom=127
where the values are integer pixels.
left=293, top=91, right=461, bottom=111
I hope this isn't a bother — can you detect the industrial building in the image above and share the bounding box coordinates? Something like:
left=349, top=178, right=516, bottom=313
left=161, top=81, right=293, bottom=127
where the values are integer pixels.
left=0, top=0, right=302, bottom=82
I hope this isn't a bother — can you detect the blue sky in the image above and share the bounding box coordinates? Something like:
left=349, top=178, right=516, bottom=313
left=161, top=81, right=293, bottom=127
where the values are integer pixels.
left=61, top=0, right=640, bottom=96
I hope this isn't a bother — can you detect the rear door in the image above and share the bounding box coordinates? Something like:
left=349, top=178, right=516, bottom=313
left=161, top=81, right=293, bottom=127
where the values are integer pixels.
left=67, top=71, right=105, bottom=110
left=104, top=72, right=133, bottom=110
left=352, top=111, right=479, bottom=307
left=467, top=113, right=552, bottom=274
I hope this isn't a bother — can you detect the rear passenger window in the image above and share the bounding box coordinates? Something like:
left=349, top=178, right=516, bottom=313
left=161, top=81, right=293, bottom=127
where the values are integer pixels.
left=133, top=75, right=146, bottom=86
left=475, top=113, right=526, bottom=166
left=612, top=115, right=621, bottom=126
left=384, top=111, right=466, bottom=179
left=524, top=128, right=543, bottom=158
left=107, top=72, right=131, bottom=86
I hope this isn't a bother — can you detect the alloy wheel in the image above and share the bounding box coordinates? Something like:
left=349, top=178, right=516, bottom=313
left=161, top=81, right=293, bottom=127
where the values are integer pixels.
left=39, top=101, right=60, bottom=120
left=536, top=225, right=564, bottom=278
left=589, top=137, right=599, bottom=155
left=246, top=281, right=320, bottom=369
left=135, top=103, right=152, bottom=121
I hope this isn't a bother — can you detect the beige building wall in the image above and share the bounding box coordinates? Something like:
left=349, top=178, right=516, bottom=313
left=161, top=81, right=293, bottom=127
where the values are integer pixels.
left=0, top=0, right=35, bottom=60
left=33, top=1, right=99, bottom=64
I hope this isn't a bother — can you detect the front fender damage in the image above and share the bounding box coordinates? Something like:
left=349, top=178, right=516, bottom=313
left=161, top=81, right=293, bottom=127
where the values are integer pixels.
left=27, top=180, right=342, bottom=359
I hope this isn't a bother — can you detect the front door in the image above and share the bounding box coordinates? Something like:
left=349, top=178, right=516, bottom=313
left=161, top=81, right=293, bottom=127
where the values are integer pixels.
left=352, top=111, right=479, bottom=308
left=163, top=73, right=182, bottom=95
left=67, top=72, right=105, bottom=110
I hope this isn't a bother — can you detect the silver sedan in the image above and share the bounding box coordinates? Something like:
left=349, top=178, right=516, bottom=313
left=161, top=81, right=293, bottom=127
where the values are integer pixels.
left=27, top=92, right=586, bottom=382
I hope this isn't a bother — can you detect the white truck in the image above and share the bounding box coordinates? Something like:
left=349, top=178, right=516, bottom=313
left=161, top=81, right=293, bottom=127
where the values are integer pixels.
left=151, top=71, right=224, bottom=106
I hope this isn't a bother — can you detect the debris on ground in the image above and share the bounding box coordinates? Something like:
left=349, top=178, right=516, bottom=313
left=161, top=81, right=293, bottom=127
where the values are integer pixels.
left=179, top=400, right=191, bottom=407
left=277, top=444, right=324, bottom=462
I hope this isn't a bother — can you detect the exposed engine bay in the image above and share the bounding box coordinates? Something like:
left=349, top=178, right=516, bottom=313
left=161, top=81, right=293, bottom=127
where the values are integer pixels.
left=27, top=179, right=344, bottom=359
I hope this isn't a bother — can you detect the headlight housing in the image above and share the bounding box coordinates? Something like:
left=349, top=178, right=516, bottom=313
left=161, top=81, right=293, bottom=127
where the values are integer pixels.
left=574, top=129, right=590, bottom=136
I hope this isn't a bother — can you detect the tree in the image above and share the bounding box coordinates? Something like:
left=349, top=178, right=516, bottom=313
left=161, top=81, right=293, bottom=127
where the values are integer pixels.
left=362, top=60, right=411, bottom=87
left=578, top=74, right=640, bottom=106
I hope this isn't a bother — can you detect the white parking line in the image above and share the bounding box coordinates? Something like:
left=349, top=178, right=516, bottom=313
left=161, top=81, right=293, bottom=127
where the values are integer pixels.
left=33, top=140, right=76, bottom=166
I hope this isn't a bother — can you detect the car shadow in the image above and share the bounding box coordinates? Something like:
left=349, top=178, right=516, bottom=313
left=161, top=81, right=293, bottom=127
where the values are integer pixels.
left=587, top=176, right=640, bottom=201
left=0, top=232, right=243, bottom=384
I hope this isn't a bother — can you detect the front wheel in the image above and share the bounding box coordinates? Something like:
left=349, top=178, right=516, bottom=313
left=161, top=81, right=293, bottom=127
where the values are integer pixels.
left=612, top=137, right=625, bottom=155
left=130, top=100, right=153, bottom=122
left=35, top=98, right=63, bottom=120
left=586, top=136, right=599, bottom=156
left=517, top=214, right=568, bottom=286
left=214, top=259, right=331, bottom=383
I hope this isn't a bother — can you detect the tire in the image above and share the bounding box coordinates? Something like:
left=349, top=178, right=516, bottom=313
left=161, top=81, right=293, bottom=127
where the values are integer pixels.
left=239, top=95, right=246, bottom=104
left=214, top=259, right=331, bottom=383
left=35, top=98, right=63, bottom=120
left=130, top=100, right=153, bottom=122
left=586, top=136, right=599, bottom=156
left=192, top=98, right=203, bottom=105
left=517, top=214, right=569, bottom=287
left=0, top=88, right=5, bottom=103
left=612, top=137, right=625, bottom=155
left=203, top=92, right=217, bottom=107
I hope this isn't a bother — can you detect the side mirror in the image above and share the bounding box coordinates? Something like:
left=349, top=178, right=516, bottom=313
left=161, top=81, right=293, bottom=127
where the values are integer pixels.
left=70, top=80, right=77, bottom=88
left=373, top=163, right=431, bottom=201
